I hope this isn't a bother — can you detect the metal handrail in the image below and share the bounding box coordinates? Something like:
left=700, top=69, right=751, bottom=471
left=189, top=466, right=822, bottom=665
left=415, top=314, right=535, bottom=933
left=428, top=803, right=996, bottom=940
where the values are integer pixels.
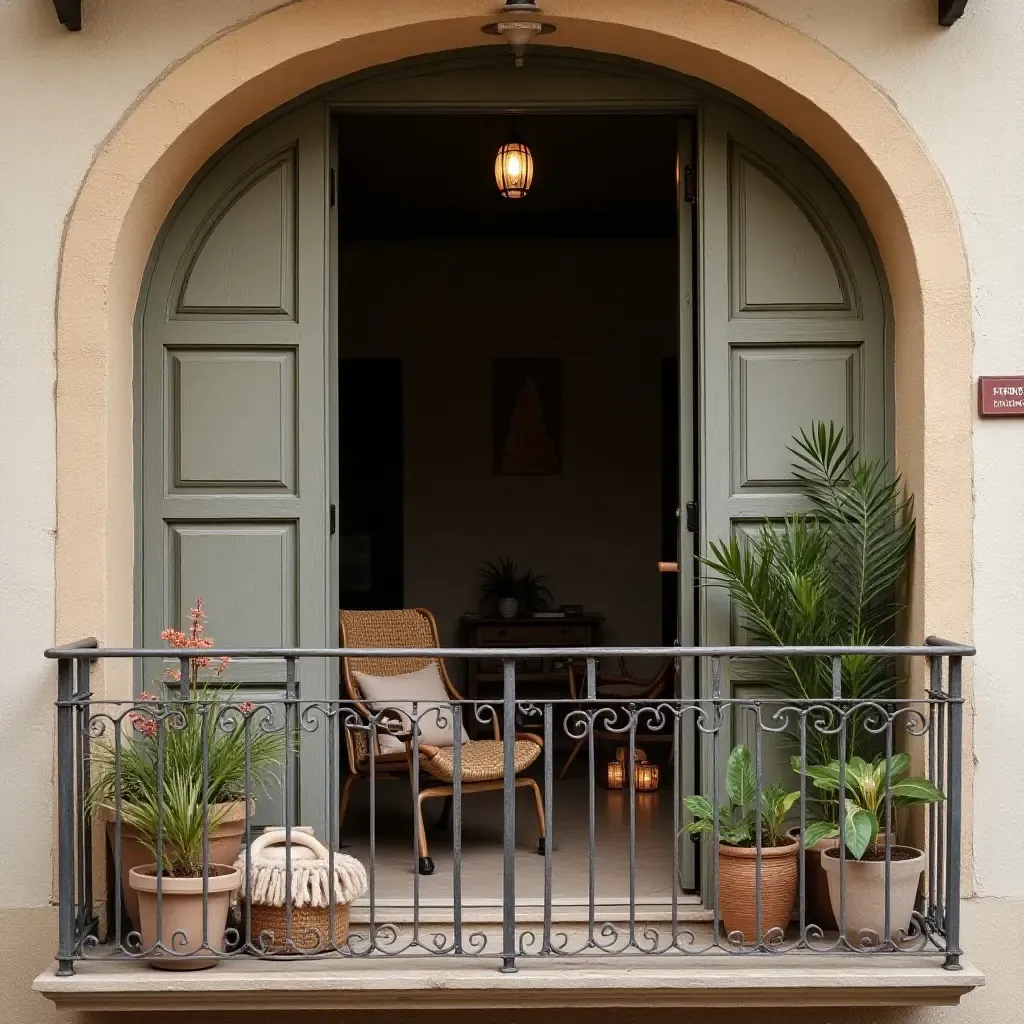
left=46, top=640, right=976, bottom=658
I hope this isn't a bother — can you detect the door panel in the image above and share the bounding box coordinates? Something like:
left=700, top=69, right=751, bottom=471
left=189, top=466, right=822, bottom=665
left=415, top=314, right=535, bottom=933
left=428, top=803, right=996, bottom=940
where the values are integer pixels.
left=698, top=99, right=888, bottom=853
left=140, top=103, right=331, bottom=834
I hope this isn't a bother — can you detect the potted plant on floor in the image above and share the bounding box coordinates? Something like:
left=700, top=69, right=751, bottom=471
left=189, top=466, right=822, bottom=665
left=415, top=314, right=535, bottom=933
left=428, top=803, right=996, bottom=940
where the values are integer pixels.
left=90, top=599, right=282, bottom=957
left=478, top=558, right=552, bottom=619
left=797, top=754, right=944, bottom=944
left=684, top=745, right=801, bottom=942
left=700, top=422, right=917, bottom=927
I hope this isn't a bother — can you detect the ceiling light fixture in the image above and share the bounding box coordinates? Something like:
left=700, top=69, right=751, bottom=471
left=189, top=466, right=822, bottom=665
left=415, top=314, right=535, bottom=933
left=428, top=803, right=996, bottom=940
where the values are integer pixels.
left=482, top=2, right=555, bottom=67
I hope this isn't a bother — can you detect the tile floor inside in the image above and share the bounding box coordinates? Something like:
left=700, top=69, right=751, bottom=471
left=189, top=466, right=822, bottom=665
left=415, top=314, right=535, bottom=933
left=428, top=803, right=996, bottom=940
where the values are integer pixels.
left=340, top=760, right=697, bottom=921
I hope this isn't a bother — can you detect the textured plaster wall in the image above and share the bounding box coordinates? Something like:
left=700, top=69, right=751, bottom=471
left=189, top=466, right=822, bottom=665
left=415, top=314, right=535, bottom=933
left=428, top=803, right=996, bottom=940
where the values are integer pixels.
left=0, top=0, right=283, bottom=912
left=0, top=0, right=1018, bottom=1020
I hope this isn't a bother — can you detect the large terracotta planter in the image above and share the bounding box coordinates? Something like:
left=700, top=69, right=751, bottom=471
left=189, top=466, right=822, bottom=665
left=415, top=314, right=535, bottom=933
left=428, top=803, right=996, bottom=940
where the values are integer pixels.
left=129, top=863, right=240, bottom=970
left=717, top=839, right=798, bottom=943
left=821, top=844, right=924, bottom=944
left=99, top=800, right=250, bottom=932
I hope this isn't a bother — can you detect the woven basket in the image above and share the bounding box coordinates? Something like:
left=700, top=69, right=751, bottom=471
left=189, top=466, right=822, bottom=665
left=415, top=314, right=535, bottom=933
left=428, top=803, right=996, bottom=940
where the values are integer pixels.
left=236, top=829, right=366, bottom=955
left=248, top=899, right=350, bottom=954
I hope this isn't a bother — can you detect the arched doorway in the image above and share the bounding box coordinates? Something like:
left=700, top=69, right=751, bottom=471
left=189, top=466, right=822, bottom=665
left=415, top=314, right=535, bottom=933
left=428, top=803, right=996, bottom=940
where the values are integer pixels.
left=55, top=0, right=973, bottom=662
left=53, top=0, right=975, bottom=887
left=135, top=49, right=891, bottom=873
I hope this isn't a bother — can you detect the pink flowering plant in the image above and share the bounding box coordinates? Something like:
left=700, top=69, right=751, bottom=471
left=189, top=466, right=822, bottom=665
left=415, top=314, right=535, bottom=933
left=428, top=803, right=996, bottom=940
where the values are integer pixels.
left=89, top=599, right=282, bottom=876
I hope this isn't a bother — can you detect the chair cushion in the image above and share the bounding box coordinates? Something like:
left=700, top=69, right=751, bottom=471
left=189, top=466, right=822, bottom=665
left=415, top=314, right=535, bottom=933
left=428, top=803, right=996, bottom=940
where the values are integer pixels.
left=419, top=738, right=542, bottom=783
left=353, top=663, right=469, bottom=754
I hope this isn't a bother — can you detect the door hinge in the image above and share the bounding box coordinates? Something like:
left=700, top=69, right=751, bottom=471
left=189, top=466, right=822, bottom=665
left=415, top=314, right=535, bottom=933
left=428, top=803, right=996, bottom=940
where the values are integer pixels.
left=685, top=500, right=698, bottom=534
left=329, top=504, right=337, bottom=535
left=683, top=164, right=696, bottom=204
left=329, top=168, right=336, bottom=208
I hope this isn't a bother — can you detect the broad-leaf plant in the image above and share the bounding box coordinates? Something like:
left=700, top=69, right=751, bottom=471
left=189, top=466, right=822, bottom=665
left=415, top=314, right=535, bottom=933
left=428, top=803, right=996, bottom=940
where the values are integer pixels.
left=794, top=754, right=944, bottom=860
left=684, top=746, right=800, bottom=848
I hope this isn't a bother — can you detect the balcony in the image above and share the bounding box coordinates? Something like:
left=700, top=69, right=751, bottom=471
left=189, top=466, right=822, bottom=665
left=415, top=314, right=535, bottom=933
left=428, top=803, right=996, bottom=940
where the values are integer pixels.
left=35, top=640, right=983, bottom=1011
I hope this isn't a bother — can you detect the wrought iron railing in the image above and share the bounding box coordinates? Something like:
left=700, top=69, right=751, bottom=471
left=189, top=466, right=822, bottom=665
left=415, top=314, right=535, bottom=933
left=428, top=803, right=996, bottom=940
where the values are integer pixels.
left=49, top=639, right=971, bottom=975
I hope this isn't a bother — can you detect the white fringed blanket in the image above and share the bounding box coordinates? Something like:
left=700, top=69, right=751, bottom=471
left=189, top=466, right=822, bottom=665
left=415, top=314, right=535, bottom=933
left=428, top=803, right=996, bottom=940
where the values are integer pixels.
left=235, top=828, right=368, bottom=909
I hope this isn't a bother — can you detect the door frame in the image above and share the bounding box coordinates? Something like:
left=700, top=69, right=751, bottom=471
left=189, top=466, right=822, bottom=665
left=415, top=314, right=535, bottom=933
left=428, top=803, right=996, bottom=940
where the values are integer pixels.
left=328, top=101, right=703, bottom=884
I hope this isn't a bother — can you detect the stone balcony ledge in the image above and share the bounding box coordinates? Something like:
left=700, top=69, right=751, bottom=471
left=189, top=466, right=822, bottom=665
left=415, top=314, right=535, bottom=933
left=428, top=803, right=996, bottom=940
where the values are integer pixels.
left=35, top=954, right=984, bottom=1012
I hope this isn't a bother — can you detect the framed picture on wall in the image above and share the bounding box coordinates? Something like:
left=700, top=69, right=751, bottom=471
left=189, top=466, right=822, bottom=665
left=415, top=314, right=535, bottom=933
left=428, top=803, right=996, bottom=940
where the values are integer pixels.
left=492, top=358, right=562, bottom=475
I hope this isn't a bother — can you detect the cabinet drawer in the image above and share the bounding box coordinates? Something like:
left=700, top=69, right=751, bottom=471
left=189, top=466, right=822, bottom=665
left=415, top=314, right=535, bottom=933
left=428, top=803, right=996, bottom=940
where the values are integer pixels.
left=476, top=625, right=593, bottom=646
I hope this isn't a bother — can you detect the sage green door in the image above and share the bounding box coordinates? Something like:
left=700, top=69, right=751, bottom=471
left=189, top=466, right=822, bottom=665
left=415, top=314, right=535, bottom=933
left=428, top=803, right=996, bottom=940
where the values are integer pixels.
left=139, top=103, right=332, bottom=833
left=696, top=99, right=888, bottom=802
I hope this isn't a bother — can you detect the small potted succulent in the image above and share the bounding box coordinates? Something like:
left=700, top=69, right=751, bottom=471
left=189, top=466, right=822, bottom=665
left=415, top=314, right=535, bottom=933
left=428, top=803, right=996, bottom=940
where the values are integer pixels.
left=684, top=746, right=801, bottom=942
left=798, top=754, right=944, bottom=943
left=90, top=600, right=282, bottom=965
left=478, top=558, right=552, bottom=619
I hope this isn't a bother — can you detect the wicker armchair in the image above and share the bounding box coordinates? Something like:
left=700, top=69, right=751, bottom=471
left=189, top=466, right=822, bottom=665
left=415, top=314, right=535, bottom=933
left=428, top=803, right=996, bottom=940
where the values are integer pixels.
left=339, top=608, right=546, bottom=875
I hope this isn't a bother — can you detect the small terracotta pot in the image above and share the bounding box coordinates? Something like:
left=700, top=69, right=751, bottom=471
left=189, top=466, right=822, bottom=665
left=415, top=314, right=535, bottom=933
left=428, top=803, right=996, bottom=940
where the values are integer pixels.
left=717, top=838, right=799, bottom=943
left=129, top=863, right=240, bottom=970
left=99, top=800, right=251, bottom=932
left=821, top=844, right=924, bottom=944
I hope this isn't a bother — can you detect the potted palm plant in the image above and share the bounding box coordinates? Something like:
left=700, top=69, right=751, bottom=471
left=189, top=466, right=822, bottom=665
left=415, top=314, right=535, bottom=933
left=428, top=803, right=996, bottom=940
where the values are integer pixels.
left=478, top=558, right=552, bottom=619
left=684, top=746, right=801, bottom=942
left=90, top=600, right=282, bottom=963
left=701, top=423, right=916, bottom=927
left=797, top=754, right=944, bottom=943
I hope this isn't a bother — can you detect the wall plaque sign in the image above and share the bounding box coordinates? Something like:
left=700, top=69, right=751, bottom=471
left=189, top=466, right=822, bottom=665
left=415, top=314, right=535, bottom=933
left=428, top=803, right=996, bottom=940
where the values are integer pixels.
left=979, top=377, right=1024, bottom=416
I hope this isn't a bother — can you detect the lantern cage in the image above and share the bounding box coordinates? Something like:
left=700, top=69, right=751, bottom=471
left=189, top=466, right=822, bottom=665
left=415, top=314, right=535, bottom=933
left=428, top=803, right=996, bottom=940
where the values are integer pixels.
left=494, top=134, right=534, bottom=199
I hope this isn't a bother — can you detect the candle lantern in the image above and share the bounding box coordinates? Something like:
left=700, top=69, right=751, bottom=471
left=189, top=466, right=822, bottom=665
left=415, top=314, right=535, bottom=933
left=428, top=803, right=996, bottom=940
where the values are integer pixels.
left=607, top=747, right=653, bottom=790
left=606, top=759, right=625, bottom=790
left=634, top=761, right=660, bottom=792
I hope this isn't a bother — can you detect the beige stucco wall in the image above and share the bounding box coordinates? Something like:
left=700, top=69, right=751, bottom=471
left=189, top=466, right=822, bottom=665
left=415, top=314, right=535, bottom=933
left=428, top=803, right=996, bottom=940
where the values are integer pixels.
left=0, top=0, right=1018, bottom=1020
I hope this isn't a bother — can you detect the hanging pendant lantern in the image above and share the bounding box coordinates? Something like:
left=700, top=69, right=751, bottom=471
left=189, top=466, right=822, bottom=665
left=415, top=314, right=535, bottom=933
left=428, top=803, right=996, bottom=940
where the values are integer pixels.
left=495, top=127, right=534, bottom=200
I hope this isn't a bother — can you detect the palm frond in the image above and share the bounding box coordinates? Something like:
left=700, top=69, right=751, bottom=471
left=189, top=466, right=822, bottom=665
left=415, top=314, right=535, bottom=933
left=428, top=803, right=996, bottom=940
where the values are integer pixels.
left=703, top=421, right=916, bottom=765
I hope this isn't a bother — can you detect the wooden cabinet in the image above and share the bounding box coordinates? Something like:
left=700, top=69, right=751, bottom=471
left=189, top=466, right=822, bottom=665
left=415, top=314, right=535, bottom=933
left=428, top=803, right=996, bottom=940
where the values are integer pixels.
left=459, top=614, right=605, bottom=706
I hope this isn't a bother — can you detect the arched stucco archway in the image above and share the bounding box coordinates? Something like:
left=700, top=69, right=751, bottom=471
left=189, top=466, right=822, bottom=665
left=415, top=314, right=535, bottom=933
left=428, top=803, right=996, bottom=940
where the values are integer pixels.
left=56, top=0, right=972, bottom=707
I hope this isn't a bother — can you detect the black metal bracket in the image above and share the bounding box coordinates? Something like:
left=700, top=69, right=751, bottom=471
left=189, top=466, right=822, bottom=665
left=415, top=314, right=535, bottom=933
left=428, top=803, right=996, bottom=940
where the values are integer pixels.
left=685, top=501, right=698, bottom=534
left=939, top=0, right=968, bottom=26
left=53, top=0, right=82, bottom=30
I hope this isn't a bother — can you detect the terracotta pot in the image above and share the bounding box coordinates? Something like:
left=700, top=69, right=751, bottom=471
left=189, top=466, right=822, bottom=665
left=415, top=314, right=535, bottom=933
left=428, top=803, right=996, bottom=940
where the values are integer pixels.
left=98, top=800, right=250, bottom=932
left=787, top=827, right=898, bottom=934
left=821, top=844, right=924, bottom=944
left=787, top=827, right=837, bottom=931
left=717, top=839, right=799, bottom=943
left=129, top=863, right=240, bottom=970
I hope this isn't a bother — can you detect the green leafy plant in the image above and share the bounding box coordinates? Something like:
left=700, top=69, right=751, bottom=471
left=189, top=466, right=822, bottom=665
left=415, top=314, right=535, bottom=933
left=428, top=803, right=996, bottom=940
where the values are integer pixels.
left=794, top=754, right=944, bottom=860
left=701, top=422, right=915, bottom=765
left=89, top=599, right=282, bottom=876
left=478, top=559, right=553, bottom=614
left=684, top=746, right=800, bottom=848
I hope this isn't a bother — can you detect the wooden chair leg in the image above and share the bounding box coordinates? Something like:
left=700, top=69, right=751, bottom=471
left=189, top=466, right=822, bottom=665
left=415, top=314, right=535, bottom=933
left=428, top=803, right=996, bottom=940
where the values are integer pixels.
left=415, top=790, right=434, bottom=875
left=436, top=795, right=453, bottom=830
left=559, top=735, right=586, bottom=780
left=339, top=773, right=358, bottom=838
left=521, top=777, right=546, bottom=854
